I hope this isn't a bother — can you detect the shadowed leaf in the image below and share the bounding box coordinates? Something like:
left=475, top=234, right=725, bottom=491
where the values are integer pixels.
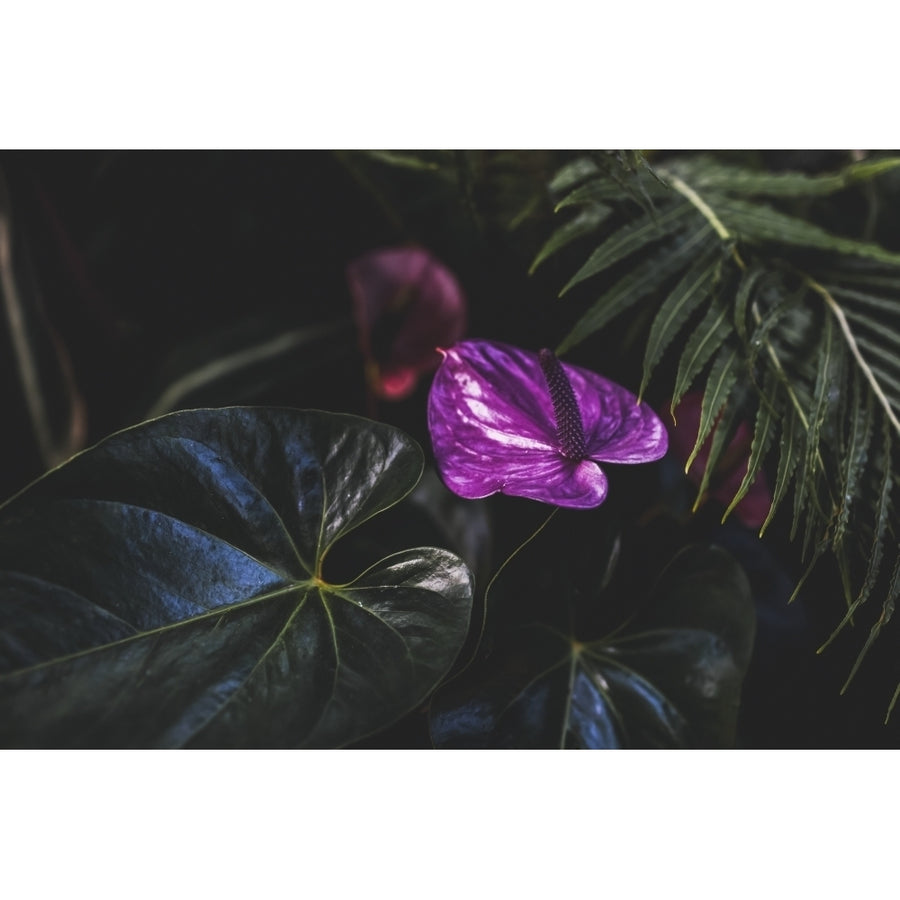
left=429, top=545, right=755, bottom=749
left=0, top=408, right=473, bottom=748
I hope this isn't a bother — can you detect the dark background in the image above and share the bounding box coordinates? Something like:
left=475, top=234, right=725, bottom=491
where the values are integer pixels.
left=1, top=150, right=896, bottom=748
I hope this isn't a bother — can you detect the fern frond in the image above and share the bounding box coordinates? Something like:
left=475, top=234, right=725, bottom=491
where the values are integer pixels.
left=841, top=524, right=897, bottom=692
left=363, top=150, right=445, bottom=171
left=554, top=179, right=653, bottom=212
left=833, top=371, right=875, bottom=554
left=713, top=196, right=900, bottom=265
left=530, top=204, right=613, bottom=274
left=558, top=200, right=700, bottom=297
left=549, top=152, right=667, bottom=214
left=869, top=366, right=900, bottom=416
left=556, top=224, right=713, bottom=355
left=548, top=158, right=602, bottom=196
left=722, top=367, right=781, bottom=523
left=839, top=306, right=900, bottom=345
left=819, top=418, right=893, bottom=657
left=666, top=154, right=900, bottom=198
left=827, top=284, right=900, bottom=317
left=538, top=153, right=900, bottom=703
left=670, top=291, right=732, bottom=412
left=760, top=400, right=806, bottom=535
left=793, top=312, right=838, bottom=540
left=692, top=382, right=744, bottom=510
left=733, top=262, right=768, bottom=346
left=789, top=532, right=833, bottom=605
left=639, top=242, right=723, bottom=399
left=745, top=281, right=803, bottom=372
left=686, top=344, right=740, bottom=474
left=808, top=279, right=900, bottom=440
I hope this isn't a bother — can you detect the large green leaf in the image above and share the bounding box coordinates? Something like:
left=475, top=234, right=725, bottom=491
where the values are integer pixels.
left=0, top=408, right=473, bottom=748
left=429, top=546, right=755, bottom=749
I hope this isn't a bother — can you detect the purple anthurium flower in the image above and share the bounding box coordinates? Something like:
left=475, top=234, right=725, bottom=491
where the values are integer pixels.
left=428, top=339, right=668, bottom=508
left=347, top=246, right=467, bottom=401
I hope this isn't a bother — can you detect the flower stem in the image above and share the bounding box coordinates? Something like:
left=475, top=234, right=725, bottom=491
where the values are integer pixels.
left=446, top=507, right=559, bottom=683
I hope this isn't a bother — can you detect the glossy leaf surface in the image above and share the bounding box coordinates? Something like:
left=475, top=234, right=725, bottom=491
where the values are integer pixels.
left=430, top=545, right=754, bottom=749
left=0, top=408, right=473, bottom=747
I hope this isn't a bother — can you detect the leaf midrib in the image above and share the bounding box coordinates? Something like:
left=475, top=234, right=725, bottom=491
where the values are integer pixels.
left=0, top=579, right=310, bottom=682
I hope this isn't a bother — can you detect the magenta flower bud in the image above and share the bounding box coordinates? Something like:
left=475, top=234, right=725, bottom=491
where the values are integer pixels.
left=347, top=246, right=467, bottom=401
left=428, top=339, right=668, bottom=509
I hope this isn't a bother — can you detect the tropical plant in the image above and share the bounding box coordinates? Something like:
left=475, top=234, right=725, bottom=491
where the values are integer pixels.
left=1, top=149, right=897, bottom=747
left=533, top=150, right=900, bottom=715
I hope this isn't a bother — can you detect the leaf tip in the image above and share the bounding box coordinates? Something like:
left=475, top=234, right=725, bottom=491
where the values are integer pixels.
left=759, top=505, right=777, bottom=537
left=684, top=446, right=700, bottom=474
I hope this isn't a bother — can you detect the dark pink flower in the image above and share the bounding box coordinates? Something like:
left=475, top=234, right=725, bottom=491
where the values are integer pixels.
left=667, top=392, right=772, bottom=528
left=427, top=340, right=668, bottom=509
left=347, top=246, right=467, bottom=401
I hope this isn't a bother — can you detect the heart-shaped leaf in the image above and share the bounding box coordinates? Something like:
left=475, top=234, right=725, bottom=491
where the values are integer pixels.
left=0, top=408, right=473, bottom=748
left=429, top=545, right=754, bottom=748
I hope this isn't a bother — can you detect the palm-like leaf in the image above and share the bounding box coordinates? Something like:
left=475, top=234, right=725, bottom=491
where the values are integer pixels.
left=535, top=151, right=900, bottom=712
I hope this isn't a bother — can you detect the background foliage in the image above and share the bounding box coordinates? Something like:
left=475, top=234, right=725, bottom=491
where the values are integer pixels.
left=2, top=149, right=899, bottom=747
left=534, top=152, right=900, bottom=714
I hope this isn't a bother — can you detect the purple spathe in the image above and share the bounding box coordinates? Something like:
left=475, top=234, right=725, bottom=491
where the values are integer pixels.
left=427, top=339, right=669, bottom=509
